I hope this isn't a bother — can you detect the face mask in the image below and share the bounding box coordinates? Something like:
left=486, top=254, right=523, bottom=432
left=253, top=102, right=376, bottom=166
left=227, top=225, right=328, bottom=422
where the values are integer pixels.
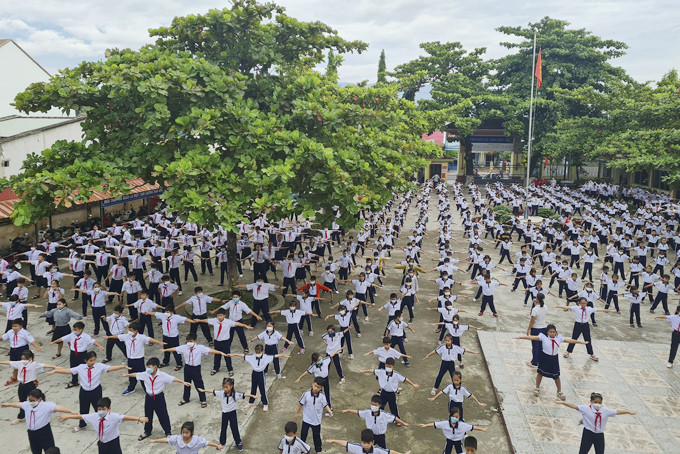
left=370, top=404, right=380, bottom=412
left=186, top=342, right=195, bottom=348
left=57, top=305, right=64, bottom=310
left=146, top=367, right=155, bottom=375
left=310, top=281, right=316, bottom=285
left=444, top=292, right=450, bottom=296
left=592, top=403, right=602, bottom=411
left=10, top=302, right=16, bottom=307
left=257, top=282, right=263, bottom=286
left=390, top=299, right=397, bottom=304
left=31, top=247, right=36, bottom=251
left=74, top=331, right=82, bottom=336
left=97, top=410, right=108, bottom=418
left=450, top=417, right=459, bottom=424
left=289, top=306, right=296, bottom=311
left=232, top=297, right=240, bottom=302
left=29, top=401, right=39, bottom=408
left=339, top=310, right=346, bottom=316
left=266, top=326, right=273, bottom=332
left=255, top=353, right=263, bottom=359
left=196, top=293, right=203, bottom=297
left=316, top=360, right=324, bottom=366
left=384, top=367, right=393, bottom=373
left=21, top=359, right=30, bottom=365
left=285, top=435, right=295, bottom=443
left=445, top=305, right=452, bottom=310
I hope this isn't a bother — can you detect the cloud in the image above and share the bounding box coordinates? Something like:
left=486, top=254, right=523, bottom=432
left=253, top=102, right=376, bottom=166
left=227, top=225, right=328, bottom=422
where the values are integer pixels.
left=1, top=0, right=678, bottom=82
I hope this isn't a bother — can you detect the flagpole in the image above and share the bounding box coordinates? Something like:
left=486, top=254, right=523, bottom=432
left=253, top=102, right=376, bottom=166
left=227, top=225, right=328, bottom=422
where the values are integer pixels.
left=524, top=31, right=537, bottom=220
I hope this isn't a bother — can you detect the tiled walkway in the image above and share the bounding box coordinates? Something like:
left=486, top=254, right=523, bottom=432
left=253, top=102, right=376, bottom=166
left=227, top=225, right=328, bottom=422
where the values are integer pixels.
left=479, top=331, right=679, bottom=453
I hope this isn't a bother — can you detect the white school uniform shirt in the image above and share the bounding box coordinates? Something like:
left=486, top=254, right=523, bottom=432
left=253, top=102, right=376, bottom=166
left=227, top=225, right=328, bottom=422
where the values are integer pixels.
left=654, top=281, right=675, bottom=294
left=340, top=298, right=361, bottom=312
left=118, top=333, right=150, bottom=359
left=296, top=296, right=314, bottom=314
left=577, top=405, right=617, bottom=433
left=134, top=298, right=157, bottom=313
left=623, top=293, right=645, bottom=305
left=21, top=400, right=57, bottom=431
left=176, top=344, right=211, bottom=366
left=136, top=370, right=175, bottom=396
left=208, top=318, right=236, bottom=341
left=122, top=280, right=142, bottom=295
left=374, top=369, right=405, bottom=392
left=61, top=332, right=95, bottom=353
left=665, top=314, right=680, bottom=331
left=444, top=323, right=469, bottom=338
left=383, top=300, right=402, bottom=316
left=278, top=436, right=311, bottom=454
left=155, top=313, right=187, bottom=338
left=186, top=294, right=213, bottom=316
left=10, top=359, right=44, bottom=384
left=70, top=363, right=110, bottom=391
left=106, top=314, right=129, bottom=335
left=221, top=299, right=252, bottom=321
left=479, top=281, right=500, bottom=296
left=299, top=389, right=328, bottom=426
left=167, top=435, right=210, bottom=454
left=322, top=332, right=343, bottom=354
left=258, top=329, right=283, bottom=345
left=386, top=319, right=409, bottom=337
left=81, top=411, right=125, bottom=443
left=247, top=282, right=276, bottom=300
left=538, top=332, right=564, bottom=355
left=281, top=308, right=305, bottom=324
left=244, top=353, right=274, bottom=372
left=11, top=286, right=29, bottom=302
left=357, top=409, right=396, bottom=435
left=443, top=383, right=472, bottom=403
left=2, top=302, right=25, bottom=321
left=530, top=305, right=548, bottom=329
left=213, top=389, right=245, bottom=412
left=351, top=279, right=371, bottom=294
left=307, top=356, right=332, bottom=378
left=148, top=269, right=163, bottom=284
left=282, top=261, right=301, bottom=278
left=89, top=290, right=110, bottom=308
left=436, top=343, right=464, bottom=362
left=334, top=312, right=352, bottom=328
left=433, top=419, right=474, bottom=441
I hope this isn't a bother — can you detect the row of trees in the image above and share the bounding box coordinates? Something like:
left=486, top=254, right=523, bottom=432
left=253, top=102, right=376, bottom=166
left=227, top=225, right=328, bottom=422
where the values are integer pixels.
left=388, top=17, right=643, bottom=180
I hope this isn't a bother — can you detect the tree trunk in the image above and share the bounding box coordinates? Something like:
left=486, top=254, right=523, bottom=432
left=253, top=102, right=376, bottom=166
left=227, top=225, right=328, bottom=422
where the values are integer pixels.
left=463, top=136, right=475, bottom=176
left=226, top=230, right=240, bottom=287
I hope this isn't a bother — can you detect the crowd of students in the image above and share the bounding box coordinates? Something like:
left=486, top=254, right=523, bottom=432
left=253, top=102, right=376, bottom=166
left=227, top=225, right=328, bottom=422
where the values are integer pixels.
left=4, top=177, right=678, bottom=454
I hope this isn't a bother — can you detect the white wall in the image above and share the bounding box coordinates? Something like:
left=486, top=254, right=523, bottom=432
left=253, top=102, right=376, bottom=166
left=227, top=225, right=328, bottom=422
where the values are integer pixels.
left=0, top=41, right=65, bottom=117
left=0, top=120, right=84, bottom=177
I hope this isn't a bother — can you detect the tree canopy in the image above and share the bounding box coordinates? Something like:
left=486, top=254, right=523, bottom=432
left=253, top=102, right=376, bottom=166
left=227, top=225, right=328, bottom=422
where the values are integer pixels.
left=493, top=17, right=630, bottom=176
left=6, top=0, right=438, bottom=232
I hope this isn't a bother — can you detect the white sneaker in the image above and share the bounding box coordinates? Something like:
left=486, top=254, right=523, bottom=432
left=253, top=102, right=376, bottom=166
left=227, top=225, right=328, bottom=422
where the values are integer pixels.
left=668, top=362, right=674, bottom=368
left=277, top=374, right=286, bottom=379
left=404, top=338, right=408, bottom=343
left=244, top=403, right=256, bottom=409
left=262, top=405, right=269, bottom=412
left=349, top=354, right=355, bottom=360
left=364, top=316, right=369, bottom=321
left=431, top=388, right=437, bottom=396
left=309, top=331, right=314, bottom=337
left=178, top=291, right=183, bottom=296
left=340, top=377, right=346, bottom=384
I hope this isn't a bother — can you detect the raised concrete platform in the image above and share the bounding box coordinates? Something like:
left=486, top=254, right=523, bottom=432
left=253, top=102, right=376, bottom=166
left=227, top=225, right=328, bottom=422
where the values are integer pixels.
left=478, top=331, right=680, bottom=454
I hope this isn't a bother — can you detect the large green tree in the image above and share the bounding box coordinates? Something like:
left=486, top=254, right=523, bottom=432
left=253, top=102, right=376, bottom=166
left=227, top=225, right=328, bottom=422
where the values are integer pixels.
left=494, top=17, right=629, bottom=178
left=377, top=49, right=387, bottom=83
left=392, top=42, right=508, bottom=175
left=5, top=0, right=438, bottom=280
left=545, top=70, right=680, bottom=184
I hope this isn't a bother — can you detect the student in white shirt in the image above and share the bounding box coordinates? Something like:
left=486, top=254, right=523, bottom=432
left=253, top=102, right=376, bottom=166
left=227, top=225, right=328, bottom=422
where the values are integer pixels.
left=417, top=407, right=487, bottom=454
left=59, top=396, right=148, bottom=453
left=428, top=371, right=486, bottom=421
left=293, top=377, right=333, bottom=453
left=278, top=421, right=312, bottom=454
left=122, top=357, right=191, bottom=440
left=0, top=388, right=78, bottom=453
left=161, top=334, right=225, bottom=408
left=358, top=358, right=420, bottom=419
left=652, top=306, right=680, bottom=367
left=48, top=351, right=128, bottom=431
left=228, top=344, right=290, bottom=412
left=554, top=392, right=636, bottom=454
left=102, top=305, right=129, bottom=363
left=234, top=279, right=285, bottom=328
left=338, top=395, right=409, bottom=449
left=526, top=294, right=549, bottom=367
left=199, top=377, right=258, bottom=450
left=326, top=428, right=412, bottom=454
left=149, top=420, right=222, bottom=453
left=0, top=350, right=57, bottom=424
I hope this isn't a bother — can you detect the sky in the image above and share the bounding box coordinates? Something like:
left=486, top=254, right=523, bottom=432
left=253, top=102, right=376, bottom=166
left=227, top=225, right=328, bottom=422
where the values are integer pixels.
left=1, top=0, right=679, bottom=84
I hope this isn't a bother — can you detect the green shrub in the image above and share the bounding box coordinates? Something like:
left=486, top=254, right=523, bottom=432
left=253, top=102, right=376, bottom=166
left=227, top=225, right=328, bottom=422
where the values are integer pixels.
left=537, top=208, right=556, bottom=218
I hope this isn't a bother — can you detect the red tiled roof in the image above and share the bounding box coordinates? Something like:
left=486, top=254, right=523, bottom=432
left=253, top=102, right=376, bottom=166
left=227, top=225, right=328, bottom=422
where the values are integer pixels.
left=0, top=178, right=160, bottom=220
left=422, top=131, right=445, bottom=147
